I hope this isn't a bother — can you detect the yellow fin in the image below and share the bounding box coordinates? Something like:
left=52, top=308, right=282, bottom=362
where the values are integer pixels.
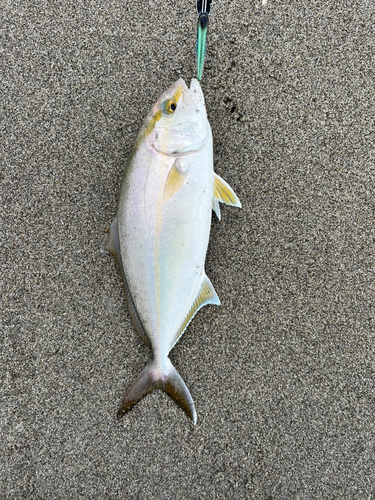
left=213, top=173, right=242, bottom=208
left=169, top=275, right=220, bottom=351
left=163, top=159, right=187, bottom=202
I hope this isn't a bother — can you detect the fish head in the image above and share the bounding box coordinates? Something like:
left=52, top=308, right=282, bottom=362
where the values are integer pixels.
left=146, top=78, right=210, bottom=155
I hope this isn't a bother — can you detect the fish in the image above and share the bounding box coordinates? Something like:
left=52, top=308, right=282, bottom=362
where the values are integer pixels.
left=101, top=78, right=241, bottom=424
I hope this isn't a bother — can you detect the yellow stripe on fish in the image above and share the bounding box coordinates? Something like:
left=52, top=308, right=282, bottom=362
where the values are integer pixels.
left=145, top=110, right=162, bottom=139
left=172, top=85, right=184, bottom=106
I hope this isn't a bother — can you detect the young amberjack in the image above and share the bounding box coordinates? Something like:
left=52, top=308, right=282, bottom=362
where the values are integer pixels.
left=101, top=78, right=241, bottom=424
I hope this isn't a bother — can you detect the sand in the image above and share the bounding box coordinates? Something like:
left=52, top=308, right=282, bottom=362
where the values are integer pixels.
left=1, top=0, right=374, bottom=498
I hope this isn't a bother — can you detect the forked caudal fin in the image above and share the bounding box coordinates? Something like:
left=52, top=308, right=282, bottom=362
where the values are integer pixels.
left=117, top=357, right=197, bottom=424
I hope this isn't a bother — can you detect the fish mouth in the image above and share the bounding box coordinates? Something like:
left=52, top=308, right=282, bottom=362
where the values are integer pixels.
left=181, top=78, right=205, bottom=107
left=165, top=78, right=204, bottom=108
left=189, top=78, right=204, bottom=103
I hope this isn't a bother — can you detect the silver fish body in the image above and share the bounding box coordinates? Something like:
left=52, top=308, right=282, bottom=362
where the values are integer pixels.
left=102, top=78, right=241, bottom=423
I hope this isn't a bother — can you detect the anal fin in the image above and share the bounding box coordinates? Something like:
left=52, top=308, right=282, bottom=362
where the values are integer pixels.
left=169, top=275, right=220, bottom=351
left=212, top=197, right=221, bottom=220
left=213, top=173, right=242, bottom=208
left=101, top=219, right=151, bottom=348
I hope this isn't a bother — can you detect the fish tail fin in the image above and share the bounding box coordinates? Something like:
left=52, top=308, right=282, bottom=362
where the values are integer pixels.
left=116, top=364, right=156, bottom=420
left=117, top=358, right=197, bottom=424
left=162, top=361, right=197, bottom=425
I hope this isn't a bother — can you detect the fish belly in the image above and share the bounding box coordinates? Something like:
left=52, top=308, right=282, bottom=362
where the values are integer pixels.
left=117, top=140, right=213, bottom=358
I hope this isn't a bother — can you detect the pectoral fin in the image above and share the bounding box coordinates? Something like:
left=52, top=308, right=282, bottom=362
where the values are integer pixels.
left=169, top=274, right=220, bottom=351
left=164, top=159, right=187, bottom=202
left=213, top=173, right=242, bottom=208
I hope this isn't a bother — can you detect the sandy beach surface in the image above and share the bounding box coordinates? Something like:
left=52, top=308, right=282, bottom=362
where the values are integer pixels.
left=1, top=1, right=374, bottom=498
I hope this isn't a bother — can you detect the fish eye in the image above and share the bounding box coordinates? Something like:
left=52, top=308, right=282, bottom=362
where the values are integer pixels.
left=163, top=99, right=177, bottom=114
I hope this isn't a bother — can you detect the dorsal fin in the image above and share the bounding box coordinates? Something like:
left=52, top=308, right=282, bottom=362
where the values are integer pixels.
left=101, top=219, right=151, bottom=348
left=213, top=173, right=242, bottom=208
left=169, top=275, right=220, bottom=351
left=101, top=218, right=120, bottom=259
